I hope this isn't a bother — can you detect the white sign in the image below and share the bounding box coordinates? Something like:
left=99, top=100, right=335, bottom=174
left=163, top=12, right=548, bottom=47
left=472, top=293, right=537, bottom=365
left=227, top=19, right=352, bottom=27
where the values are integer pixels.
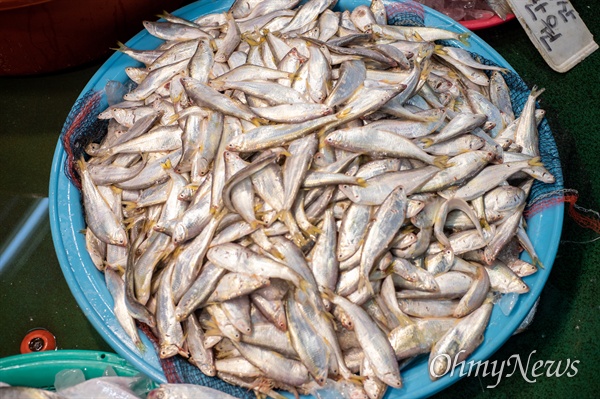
left=507, top=0, right=598, bottom=72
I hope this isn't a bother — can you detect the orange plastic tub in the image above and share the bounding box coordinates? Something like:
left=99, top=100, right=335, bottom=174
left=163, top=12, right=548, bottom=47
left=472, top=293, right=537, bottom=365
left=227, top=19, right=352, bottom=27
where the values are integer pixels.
left=0, top=0, right=189, bottom=75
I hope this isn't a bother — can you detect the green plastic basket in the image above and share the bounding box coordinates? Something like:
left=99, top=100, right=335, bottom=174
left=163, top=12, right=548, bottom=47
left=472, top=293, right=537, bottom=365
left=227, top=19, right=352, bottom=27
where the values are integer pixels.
left=0, top=350, right=143, bottom=390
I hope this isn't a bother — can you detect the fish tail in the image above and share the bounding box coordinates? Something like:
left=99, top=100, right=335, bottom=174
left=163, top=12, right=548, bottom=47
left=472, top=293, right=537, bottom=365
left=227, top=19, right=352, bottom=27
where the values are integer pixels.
left=365, top=277, right=375, bottom=297
left=156, top=10, right=171, bottom=19
left=291, top=231, right=308, bottom=248
left=298, top=279, right=314, bottom=295
left=288, top=71, right=299, bottom=83
left=241, top=33, right=262, bottom=46
left=534, top=256, right=545, bottom=269
left=76, top=156, right=87, bottom=172
left=251, top=117, right=268, bottom=126
left=336, top=107, right=352, bottom=119
left=357, top=273, right=375, bottom=297
left=279, top=148, right=292, bottom=157
left=249, top=219, right=267, bottom=230
left=528, top=156, right=544, bottom=167
left=420, top=137, right=434, bottom=148
left=161, top=158, right=173, bottom=170
left=458, top=32, right=471, bottom=46
left=384, top=263, right=395, bottom=277
left=355, top=177, right=367, bottom=187
left=303, top=224, right=322, bottom=239
left=203, top=327, right=222, bottom=337
left=270, top=247, right=286, bottom=261
left=166, top=113, right=180, bottom=125
left=433, top=45, right=447, bottom=55
left=348, top=374, right=367, bottom=384
left=433, top=155, right=450, bottom=168
left=412, top=31, right=425, bottom=42
left=135, top=339, right=147, bottom=354
left=111, top=41, right=128, bottom=52
left=320, top=286, right=335, bottom=301
left=530, top=86, right=546, bottom=98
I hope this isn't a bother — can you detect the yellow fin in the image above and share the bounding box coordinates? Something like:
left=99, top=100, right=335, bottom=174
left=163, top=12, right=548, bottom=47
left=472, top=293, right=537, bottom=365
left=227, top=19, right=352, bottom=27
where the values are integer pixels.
left=434, top=45, right=447, bottom=56
left=412, top=31, right=425, bottom=42
left=530, top=86, right=546, bottom=98
left=420, top=137, right=434, bottom=149
left=111, top=41, right=127, bottom=52
left=528, top=156, right=543, bottom=167
left=303, top=225, right=322, bottom=239
left=161, top=158, right=173, bottom=170
left=433, top=155, right=450, bottom=169
left=458, top=32, right=471, bottom=46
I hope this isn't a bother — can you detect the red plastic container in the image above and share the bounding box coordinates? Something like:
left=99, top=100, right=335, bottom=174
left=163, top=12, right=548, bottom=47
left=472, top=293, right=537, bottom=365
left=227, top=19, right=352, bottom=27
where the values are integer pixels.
left=0, top=0, right=190, bottom=75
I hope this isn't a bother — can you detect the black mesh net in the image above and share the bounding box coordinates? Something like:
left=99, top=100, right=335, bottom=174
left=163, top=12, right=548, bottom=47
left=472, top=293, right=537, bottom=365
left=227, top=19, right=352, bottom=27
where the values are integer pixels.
left=60, top=90, right=108, bottom=190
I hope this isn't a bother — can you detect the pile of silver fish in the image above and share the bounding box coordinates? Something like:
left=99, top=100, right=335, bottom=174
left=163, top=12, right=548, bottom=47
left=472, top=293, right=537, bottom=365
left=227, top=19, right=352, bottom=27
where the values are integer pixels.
left=77, top=0, right=554, bottom=398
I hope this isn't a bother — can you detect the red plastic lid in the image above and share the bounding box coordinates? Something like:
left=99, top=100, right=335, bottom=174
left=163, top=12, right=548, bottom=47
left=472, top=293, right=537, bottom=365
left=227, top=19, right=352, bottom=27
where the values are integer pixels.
left=460, top=13, right=515, bottom=30
left=20, top=329, right=56, bottom=354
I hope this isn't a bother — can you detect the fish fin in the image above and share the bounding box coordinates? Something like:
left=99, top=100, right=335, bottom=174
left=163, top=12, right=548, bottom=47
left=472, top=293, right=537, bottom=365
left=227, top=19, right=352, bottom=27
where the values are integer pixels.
left=384, top=263, right=395, bottom=277
left=111, top=41, right=128, bottom=52
left=303, top=224, right=322, bottom=240
left=458, top=33, right=471, bottom=46
left=527, top=156, right=544, bottom=167
left=134, top=339, right=147, bottom=354
left=355, top=177, right=367, bottom=187
left=348, top=374, right=367, bottom=384
left=156, top=10, right=170, bottom=19
left=122, top=200, right=138, bottom=211
left=480, top=217, right=494, bottom=241
left=530, top=86, right=546, bottom=98
left=433, top=155, right=450, bottom=169
left=251, top=117, right=267, bottom=126
left=161, top=158, right=173, bottom=170
left=278, top=149, right=292, bottom=158
left=76, top=156, right=87, bottom=172
left=249, top=219, right=268, bottom=230
left=320, top=287, right=336, bottom=303
left=412, top=31, right=425, bottom=42
left=290, top=231, right=308, bottom=248
left=534, top=257, right=545, bottom=269
left=433, top=45, right=447, bottom=56
left=270, top=247, right=286, bottom=261
left=298, top=279, right=313, bottom=295
left=365, top=277, right=375, bottom=296
left=420, top=138, right=434, bottom=148
left=203, top=327, right=223, bottom=337
left=336, top=107, right=352, bottom=119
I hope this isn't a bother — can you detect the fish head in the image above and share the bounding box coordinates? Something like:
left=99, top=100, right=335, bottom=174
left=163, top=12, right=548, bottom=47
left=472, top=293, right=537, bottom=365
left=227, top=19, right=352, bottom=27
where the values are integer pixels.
left=199, top=363, right=217, bottom=377
left=159, top=343, right=179, bottom=359
left=109, top=229, right=128, bottom=247
left=172, top=224, right=187, bottom=245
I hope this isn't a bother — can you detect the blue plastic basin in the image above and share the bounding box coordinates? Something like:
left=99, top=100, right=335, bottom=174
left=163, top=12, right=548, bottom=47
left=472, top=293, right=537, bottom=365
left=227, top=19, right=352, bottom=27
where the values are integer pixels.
left=49, top=1, right=564, bottom=397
